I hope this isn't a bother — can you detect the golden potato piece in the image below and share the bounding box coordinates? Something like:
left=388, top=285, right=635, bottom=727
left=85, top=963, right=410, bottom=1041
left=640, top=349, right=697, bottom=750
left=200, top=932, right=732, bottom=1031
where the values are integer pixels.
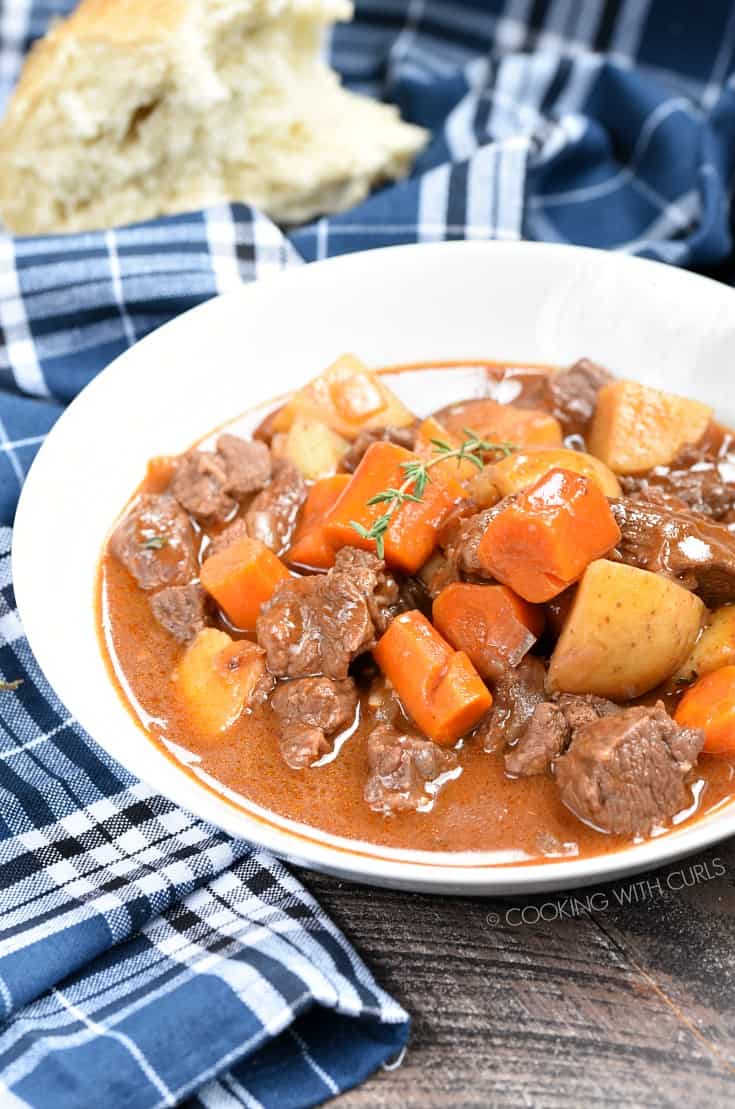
left=489, top=447, right=621, bottom=498
left=174, top=628, right=270, bottom=739
left=675, top=604, right=735, bottom=683
left=273, top=354, right=414, bottom=440
left=276, top=416, right=349, bottom=480
left=548, top=560, right=705, bottom=699
left=588, top=380, right=712, bottom=475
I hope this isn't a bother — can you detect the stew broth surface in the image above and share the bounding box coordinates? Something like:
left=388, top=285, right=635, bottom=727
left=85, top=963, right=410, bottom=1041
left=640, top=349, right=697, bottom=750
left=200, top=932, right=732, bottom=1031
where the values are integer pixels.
left=97, top=361, right=735, bottom=863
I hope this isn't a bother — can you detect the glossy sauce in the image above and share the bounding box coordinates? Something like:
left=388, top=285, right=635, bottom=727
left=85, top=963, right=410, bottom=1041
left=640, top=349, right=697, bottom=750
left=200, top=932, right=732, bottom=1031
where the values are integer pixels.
left=97, top=362, right=735, bottom=863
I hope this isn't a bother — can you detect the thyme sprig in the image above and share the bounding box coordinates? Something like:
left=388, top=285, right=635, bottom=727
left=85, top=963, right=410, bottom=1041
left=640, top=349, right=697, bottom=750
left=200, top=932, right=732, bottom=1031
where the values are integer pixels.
left=350, top=429, right=515, bottom=558
left=0, top=679, right=23, bottom=693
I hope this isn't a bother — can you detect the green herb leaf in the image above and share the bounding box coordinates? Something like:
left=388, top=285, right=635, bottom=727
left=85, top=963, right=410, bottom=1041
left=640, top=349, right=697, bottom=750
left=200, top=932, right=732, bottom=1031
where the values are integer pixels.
left=142, top=535, right=168, bottom=550
left=365, top=487, right=424, bottom=508
left=366, top=491, right=397, bottom=505
left=350, top=521, right=371, bottom=539
left=413, top=469, right=429, bottom=498
left=400, top=461, right=423, bottom=478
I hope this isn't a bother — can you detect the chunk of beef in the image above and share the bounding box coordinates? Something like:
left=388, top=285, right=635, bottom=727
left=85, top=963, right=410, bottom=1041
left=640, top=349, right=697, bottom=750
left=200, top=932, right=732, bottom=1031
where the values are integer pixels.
left=258, top=575, right=363, bottom=678
left=396, top=573, right=433, bottom=618
left=504, top=692, right=618, bottom=777
left=332, top=547, right=400, bottom=634
left=150, top=583, right=207, bottom=643
left=340, top=424, right=417, bottom=472
left=554, top=702, right=704, bottom=836
left=364, top=724, right=459, bottom=814
left=440, top=506, right=502, bottom=580
left=504, top=702, right=568, bottom=777
left=452, top=512, right=492, bottom=578
left=475, top=656, right=546, bottom=753
left=257, top=558, right=377, bottom=679
left=203, top=517, right=250, bottom=562
left=508, top=358, right=612, bottom=440
left=171, top=451, right=234, bottom=523
left=215, top=435, right=272, bottom=498
left=620, top=440, right=735, bottom=522
left=230, top=641, right=276, bottom=708
left=500, top=370, right=552, bottom=410
left=279, top=726, right=331, bottom=770
left=546, top=358, right=613, bottom=439
left=271, top=676, right=358, bottom=769
left=172, top=435, right=272, bottom=523
left=271, top=676, right=357, bottom=734
left=245, top=459, right=306, bottom=555
left=418, top=551, right=460, bottom=600
left=610, top=496, right=735, bottom=606
left=621, top=486, right=691, bottom=513
left=110, top=494, right=197, bottom=591
left=556, top=692, right=620, bottom=732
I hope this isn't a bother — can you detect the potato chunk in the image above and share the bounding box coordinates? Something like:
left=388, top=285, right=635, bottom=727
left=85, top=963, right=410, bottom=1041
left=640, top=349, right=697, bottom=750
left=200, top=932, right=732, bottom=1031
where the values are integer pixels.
left=174, top=628, right=272, bottom=739
left=675, top=605, right=735, bottom=683
left=273, top=354, right=414, bottom=440
left=489, top=447, right=621, bottom=498
left=588, top=380, right=712, bottom=475
left=548, top=560, right=705, bottom=699
left=275, top=415, right=349, bottom=480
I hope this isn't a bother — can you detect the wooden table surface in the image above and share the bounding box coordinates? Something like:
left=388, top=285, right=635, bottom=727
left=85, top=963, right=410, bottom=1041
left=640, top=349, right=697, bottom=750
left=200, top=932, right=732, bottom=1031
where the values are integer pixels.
left=296, top=837, right=735, bottom=1108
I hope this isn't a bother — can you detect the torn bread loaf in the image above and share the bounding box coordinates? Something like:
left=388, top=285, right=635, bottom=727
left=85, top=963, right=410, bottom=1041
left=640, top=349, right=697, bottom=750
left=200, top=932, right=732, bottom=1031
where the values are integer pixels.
left=0, top=0, right=428, bottom=235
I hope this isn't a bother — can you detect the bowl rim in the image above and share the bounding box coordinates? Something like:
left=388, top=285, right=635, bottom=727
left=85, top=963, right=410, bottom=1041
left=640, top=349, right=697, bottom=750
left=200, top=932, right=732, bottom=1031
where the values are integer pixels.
left=13, top=238, right=735, bottom=896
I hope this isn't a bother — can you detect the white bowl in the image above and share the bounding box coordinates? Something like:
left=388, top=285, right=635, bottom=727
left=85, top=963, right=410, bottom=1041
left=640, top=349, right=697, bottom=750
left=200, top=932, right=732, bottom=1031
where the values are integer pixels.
left=13, top=241, right=735, bottom=895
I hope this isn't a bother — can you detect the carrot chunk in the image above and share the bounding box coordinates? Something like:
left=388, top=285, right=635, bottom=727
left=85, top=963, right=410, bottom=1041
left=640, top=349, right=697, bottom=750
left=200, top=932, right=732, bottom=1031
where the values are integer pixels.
left=432, top=583, right=544, bottom=680
left=200, top=536, right=290, bottom=630
left=287, top=474, right=350, bottom=570
left=675, top=665, right=735, bottom=754
left=324, top=441, right=465, bottom=573
left=373, top=610, right=492, bottom=745
left=437, top=397, right=562, bottom=448
left=414, top=417, right=477, bottom=483
left=476, top=468, right=621, bottom=603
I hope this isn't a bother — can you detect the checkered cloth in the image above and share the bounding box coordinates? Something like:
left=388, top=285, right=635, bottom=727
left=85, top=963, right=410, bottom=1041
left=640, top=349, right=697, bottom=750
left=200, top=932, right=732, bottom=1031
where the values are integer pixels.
left=2, top=0, right=735, bottom=1106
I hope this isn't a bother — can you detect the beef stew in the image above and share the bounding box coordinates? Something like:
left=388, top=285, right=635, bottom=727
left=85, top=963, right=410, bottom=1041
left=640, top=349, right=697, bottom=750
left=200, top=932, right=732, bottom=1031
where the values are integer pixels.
left=97, top=355, right=735, bottom=862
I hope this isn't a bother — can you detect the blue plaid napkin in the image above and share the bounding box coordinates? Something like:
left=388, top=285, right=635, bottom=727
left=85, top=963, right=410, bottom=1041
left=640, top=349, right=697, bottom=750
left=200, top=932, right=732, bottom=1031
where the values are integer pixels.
left=2, top=1, right=735, bottom=1106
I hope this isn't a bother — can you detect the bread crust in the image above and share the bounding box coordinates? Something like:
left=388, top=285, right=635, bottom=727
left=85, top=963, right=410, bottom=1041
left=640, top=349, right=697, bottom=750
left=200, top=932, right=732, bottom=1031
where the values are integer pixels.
left=64, top=0, right=189, bottom=42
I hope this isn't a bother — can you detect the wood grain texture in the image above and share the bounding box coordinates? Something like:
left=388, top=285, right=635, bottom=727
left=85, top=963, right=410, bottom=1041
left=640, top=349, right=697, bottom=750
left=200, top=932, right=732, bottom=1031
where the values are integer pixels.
left=297, top=837, right=735, bottom=1107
